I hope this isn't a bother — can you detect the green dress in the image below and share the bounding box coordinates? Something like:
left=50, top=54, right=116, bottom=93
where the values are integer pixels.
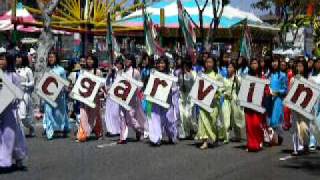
left=221, top=75, right=245, bottom=141
left=195, top=71, right=224, bottom=142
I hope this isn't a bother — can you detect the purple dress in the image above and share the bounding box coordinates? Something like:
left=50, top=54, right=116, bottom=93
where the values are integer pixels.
left=104, top=97, right=121, bottom=135
left=148, top=87, right=179, bottom=144
left=0, top=72, right=27, bottom=167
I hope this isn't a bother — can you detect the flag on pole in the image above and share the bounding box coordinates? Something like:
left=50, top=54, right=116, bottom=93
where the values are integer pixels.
left=107, top=20, right=121, bottom=58
left=239, top=21, right=252, bottom=60
left=177, top=0, right=196, bottom=59
left=143, top=8, right=165, bottom=57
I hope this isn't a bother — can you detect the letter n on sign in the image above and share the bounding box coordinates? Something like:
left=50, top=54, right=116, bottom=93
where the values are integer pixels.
left=70, top=71, right=105, bottom=108
left=284, top=77, right=320, bottom=120
left=108, top=74, right=143, bottom=110
left=144, top=70, right=178, bottom=108
left=36, top=72, right=70, bottom=108
left=238, top=75, right=270, bottom=113
left=189, top=73, right=223, bottom=113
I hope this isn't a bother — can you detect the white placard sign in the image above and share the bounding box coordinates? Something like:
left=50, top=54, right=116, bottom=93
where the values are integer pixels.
left=70, top=71, right=105, bottom=108
left=0, top=70, right=23, bottom=114
left=238, top=75, right=270, bottom=113
left=189, top=73, right=223, bottom=113
left=108, top=73, right=143, bottom=110
left=144, top=70, right=178, bottom=109
left=36, top=72, right=70, bottom=108
left=284, top=77, right=320, bottom=120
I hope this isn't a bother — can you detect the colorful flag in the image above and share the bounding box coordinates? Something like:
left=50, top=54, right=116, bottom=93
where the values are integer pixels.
left=240, top=23, right=252, bottom=60
left=177, top=0, right=196, bottom=59
left=107, top=20, right=121, bottom=59
left=143, top=8, right=165, bottom=57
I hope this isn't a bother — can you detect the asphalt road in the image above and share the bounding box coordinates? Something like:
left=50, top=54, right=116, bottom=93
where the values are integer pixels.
left=1, top=126, right=320, bottom=180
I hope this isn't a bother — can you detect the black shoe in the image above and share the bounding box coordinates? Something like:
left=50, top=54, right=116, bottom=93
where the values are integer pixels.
left=136, top=132, right=142, bottom=141
left=117, top=140, right=127, bottom=144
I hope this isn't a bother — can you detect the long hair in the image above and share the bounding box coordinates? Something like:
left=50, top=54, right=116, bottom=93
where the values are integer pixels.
left=294, top=60, right=309, bottom=78
left=47, top=51, right=60, bottom=66
left=86, top=54, right=99, bottom=74
left=17, top=53, right=30, bottom=67
left=312, top=57, right=320, bottom=76
left=156, top=56, right=170, bottom=74
left=5, top=52, right=17, bottom=72
left=125, top=53, right=137, bottom=69
left=204, top=56, right=218, bottom=73
left=237, top=56, right=248, bottom=71
left=248, top=58, right=261, bottom=77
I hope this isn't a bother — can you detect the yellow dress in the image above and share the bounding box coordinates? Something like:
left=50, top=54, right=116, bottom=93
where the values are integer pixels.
left=195, top=70, right=224, bottom=142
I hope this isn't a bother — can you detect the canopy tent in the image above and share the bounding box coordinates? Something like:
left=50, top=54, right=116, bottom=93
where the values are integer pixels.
left=115, top=0, right=263, bottom=29
left=0, top=3, right=39, bottom=33
left=0, top=3, right=71, bottom=35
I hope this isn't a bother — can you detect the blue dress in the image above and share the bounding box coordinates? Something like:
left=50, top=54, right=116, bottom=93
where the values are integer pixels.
left=43, top=65, right=69, bottom=139
left=267, top=72, right=288, bottom=128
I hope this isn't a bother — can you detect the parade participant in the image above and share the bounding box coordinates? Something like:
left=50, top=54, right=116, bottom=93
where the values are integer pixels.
left=244, top=58, right=268, bottom=152
left=104, top=59, right=123, bottom=136
left=177, top=58, right=197, bottom=139
left=0, top=52, right=27, bottom=170
left=148, top=56, right=179, bottom=146
left=280, top=58, right=293, bottom=130
left=43, top=51, right=69, bottom=140
left=222, top=62, right=245, bottom=143
left=117, top=54, right=146, bottom=144
left=260, top=57, right=270, bottom=77
left=16, top=54, right=35, bottom=137
left=77, top=54, right=103, bottom=142
left=139, top=52, right=154, bottom=138
left=266, top=56, right=288, bottom=145
left=309, top=57, right=320, bottom=151
left=67, top=63, right=82, bottom=135
left=290, top=60, right=310, bottom=155
left=195, top=56, right=224, bottom=149
left=236, top=56, right=249, bottom=78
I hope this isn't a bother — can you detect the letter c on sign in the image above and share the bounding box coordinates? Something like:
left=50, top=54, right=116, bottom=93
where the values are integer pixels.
left=79, top=77, right=97, bottom=98
left=42, top=76, right=58, bottom=96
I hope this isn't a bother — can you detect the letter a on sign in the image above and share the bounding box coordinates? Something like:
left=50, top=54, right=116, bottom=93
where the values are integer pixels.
left=284, top=77, right=320, bottom=120
left=238, top=75, right=270, bottom=113
left=189, top=73, right=223, bottom=112
left=0, top=70, right=23, bottom=114
left=36, top=72, right=70, bottom=108
left=108, top=73, right=143, bottom=110
left=70, top=71, right=105, bottom=108
left=144, top=70, right=178, bottom=108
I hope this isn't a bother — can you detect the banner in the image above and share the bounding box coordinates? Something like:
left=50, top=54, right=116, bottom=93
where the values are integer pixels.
left=144, top=70, right=178, bottom=109
left=238, top=75, right=270, bottom=113
left=143, top=10, right=165, bottom=57
left=284, top=76, right=320, bottom=120
left=177, top=0, right=196, bottom=60
left=189, top=73, right=223, bottom=112
left=36, top=72, right=70, bottom=108
left=0, top=70, right=23, bottom=114
left=108, top=73, right=143, bottom=110
left=70, top=71, right=105, bottom=108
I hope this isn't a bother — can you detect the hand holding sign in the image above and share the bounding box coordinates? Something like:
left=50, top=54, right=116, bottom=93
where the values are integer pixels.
left=144, top=70, right=178, bottom=109
left=36, top=72, right=70, bottom=108
left=70, top=71, right=105, bottom=108
left=238, top=75, right=270, bottom=113
left=284, top=77, right=320, bottom=120
left=108, top=73, right=143, bottom=110
left=0, top=70, right=23, bottom=114
left=189, top=73, right=223, bottom=113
